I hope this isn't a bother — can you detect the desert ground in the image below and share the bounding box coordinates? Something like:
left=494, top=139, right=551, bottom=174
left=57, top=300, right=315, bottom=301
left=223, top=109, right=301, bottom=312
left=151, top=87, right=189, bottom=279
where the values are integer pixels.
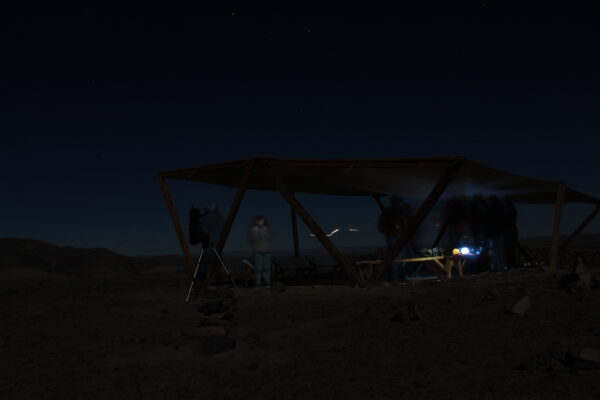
left=2, top=263, right=600, bottom=400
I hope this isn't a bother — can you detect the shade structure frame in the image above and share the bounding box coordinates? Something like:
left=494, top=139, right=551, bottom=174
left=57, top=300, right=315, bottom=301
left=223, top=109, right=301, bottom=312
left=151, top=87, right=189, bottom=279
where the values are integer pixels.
left=157, top=156, right=600, bottom=204
left=262, top=161, right=365, bottom=287
left=559, top=203, right=600, bottom=252
left=157, top=156, right=600, bottom=280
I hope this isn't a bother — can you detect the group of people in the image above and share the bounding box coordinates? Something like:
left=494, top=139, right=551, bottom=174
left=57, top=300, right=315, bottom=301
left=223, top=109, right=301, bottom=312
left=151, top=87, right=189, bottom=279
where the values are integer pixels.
left=377, top=193, right=519, bottom=278
left=194, top=191, right=518, bottom=287
left=441, top=194, right=518, bottom=271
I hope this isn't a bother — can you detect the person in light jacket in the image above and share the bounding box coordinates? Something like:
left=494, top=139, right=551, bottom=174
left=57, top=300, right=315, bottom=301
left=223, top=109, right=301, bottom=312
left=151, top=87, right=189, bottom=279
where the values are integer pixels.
left=249, top=215, right=272, bottom=287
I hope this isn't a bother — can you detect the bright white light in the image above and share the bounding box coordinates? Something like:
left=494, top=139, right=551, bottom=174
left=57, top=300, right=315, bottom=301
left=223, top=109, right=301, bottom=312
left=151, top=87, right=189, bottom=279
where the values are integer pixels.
left=309, top=228, right=340, bottom=238
left=348, top=228, right=359, bottom=232
left=460, top=247, right=470, bottom=255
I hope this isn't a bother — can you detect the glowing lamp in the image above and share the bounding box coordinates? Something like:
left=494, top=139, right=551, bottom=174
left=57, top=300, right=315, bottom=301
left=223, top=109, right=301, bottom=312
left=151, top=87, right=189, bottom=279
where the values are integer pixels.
left=460, top=247, right=470, bottom=255
left=452, top=248, right=460, bottom=255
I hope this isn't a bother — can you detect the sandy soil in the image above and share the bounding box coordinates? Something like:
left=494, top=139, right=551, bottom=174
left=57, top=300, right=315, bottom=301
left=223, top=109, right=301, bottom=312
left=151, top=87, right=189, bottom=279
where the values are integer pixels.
left=1, top=269, right=600, bottom=400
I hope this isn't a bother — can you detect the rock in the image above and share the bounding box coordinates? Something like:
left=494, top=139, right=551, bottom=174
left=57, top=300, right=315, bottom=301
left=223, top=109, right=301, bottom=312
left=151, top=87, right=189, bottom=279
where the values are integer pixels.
left=198, top=288, right=222, bottom=299
left=198, top=335, right=236, bottom=355
left=271, top=281, right=287, bottom=294
left=559, top=272, right=579, bottom=289
left=406, top=301, right=421, bottom=321
left=509, top=295, right=531, bottom=315
left=197, top=299, right=225, bottom=315
left=518, top=351, right=551, bottom=372
left=565, top=274, right=592, bottom=295
left=577, top=347, right=600, bottom=364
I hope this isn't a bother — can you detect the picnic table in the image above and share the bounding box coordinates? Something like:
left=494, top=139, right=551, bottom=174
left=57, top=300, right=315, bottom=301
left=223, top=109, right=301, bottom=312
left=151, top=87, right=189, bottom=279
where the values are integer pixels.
left=355, top=255, right=468, bottom=281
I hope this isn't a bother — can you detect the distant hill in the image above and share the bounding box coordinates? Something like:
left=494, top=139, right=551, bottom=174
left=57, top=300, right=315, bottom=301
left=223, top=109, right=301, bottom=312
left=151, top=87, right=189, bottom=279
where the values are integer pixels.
left=522, top=233, right=600, bottom=249
left=0, top=238, right=138, bottom=278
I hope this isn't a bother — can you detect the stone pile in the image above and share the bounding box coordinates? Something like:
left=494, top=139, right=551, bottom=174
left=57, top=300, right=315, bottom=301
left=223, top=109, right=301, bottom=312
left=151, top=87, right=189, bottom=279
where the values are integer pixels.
left=520, top=341, right=600, bottom=372
left=559, top=257, right=595, bottom=296
left=194, top=287, right=237, bottom=355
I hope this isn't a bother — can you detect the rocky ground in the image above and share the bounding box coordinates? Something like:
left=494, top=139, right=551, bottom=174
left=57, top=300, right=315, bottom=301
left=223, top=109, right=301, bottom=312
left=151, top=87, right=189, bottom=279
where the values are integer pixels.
left=1, top=268, right=600, bottom=400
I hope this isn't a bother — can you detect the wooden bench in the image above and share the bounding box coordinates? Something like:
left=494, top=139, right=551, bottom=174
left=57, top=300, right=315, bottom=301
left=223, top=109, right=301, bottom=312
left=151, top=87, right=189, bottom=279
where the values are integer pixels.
left=356, top=255, right=467, bottom=281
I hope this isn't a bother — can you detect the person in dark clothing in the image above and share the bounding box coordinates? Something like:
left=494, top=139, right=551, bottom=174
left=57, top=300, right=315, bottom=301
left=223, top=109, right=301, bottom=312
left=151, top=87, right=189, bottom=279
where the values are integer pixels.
left=441, top=195, right=472, bottom=251
left=485, top=196, right=508, bottom=271
left=378, top=196, right=413, bottom=280
left=500, top=197, right=518, bottom=268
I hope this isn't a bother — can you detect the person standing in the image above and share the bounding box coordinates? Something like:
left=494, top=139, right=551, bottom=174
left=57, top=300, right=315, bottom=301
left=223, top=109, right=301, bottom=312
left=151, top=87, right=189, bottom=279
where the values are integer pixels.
left=378, top=196, right=413, bottom=280
left=249, top=215, right=272, bottom=287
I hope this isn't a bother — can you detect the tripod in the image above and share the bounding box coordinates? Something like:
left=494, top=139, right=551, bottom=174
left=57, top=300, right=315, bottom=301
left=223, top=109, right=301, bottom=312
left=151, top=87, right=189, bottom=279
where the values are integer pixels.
left=185, top=239, right=236, bottom=303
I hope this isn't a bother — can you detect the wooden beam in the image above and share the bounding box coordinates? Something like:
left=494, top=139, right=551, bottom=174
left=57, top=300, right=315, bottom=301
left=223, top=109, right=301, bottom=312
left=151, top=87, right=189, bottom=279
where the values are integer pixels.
left=549, top=183, right=567, bottom=273
left=371, top=158, right=465, bottom=283
left=158, top=156, right=457, bottom=179
left=216, top=160, right=256, bottom=254
left=291, top=205, right=300, bottom=258
left=373, top=195, right=385, bottom=212
left=157, top=176, right=195, bottom=277
left=559, top=203, right=600, bottom=252
left=264, top=162, right=365, bottom=287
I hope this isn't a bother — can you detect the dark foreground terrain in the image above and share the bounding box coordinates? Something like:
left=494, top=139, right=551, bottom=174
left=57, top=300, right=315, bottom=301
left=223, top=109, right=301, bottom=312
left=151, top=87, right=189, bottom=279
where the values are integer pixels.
left=1, top=268, right=600, bottom=400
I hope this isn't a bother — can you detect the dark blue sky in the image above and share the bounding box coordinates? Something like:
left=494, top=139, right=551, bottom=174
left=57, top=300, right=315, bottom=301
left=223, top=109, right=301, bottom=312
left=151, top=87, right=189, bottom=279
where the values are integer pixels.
left=2, top=10, right=599, bottom=255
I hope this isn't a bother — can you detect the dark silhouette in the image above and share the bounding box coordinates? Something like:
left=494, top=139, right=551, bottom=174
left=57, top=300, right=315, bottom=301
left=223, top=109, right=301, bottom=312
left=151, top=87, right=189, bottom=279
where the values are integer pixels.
left=377, top=196, right=414, bottom=280
left=249, top=215, right=273, bottom=287
left=441, top=194, right=519, bottom=272
left=441, top=195, right=472, bottom=250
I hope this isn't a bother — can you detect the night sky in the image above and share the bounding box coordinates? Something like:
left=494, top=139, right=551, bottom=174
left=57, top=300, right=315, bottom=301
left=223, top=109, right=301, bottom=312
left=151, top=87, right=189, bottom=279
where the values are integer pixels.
left=2, top=8, right=599, bottom=256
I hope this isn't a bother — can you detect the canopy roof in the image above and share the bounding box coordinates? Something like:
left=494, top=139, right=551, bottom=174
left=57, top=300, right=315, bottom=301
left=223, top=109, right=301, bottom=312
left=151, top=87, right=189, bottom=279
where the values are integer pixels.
left=157, top=156, right=599, bottom=204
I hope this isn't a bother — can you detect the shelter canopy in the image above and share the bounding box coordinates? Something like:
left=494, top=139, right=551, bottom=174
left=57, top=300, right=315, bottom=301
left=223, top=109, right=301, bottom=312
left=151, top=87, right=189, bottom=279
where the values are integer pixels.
left=157, top=156, right=599, bottom=204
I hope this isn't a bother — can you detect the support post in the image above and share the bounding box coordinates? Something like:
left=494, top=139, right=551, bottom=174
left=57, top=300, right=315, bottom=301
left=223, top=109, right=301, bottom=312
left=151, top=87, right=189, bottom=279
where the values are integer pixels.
left=264, top=162, right=364, bottom=287
left=157, top=175, right=195, bottom=277
left=371, top=158, right=465, bottom=283
left=559, top=203, right=600, bottom=252
left=549, top=183, right=567, bottom=273
left=216, top=160, right=256, bottom=255
left=291, top=205, right=300, bottom=258
left=373, top=195, right=385, bottom=212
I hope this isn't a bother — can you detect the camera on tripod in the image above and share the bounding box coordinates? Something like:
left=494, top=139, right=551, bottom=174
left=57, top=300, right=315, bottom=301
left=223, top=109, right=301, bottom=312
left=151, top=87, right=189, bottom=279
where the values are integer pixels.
left=189, top=206, right=213, bottom=249
left=186, top=205, right=235, bottom=302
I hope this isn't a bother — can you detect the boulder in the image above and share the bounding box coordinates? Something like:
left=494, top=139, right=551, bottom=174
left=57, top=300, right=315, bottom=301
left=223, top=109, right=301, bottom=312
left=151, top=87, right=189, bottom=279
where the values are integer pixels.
left=509, top=295, right=531, bottom=315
